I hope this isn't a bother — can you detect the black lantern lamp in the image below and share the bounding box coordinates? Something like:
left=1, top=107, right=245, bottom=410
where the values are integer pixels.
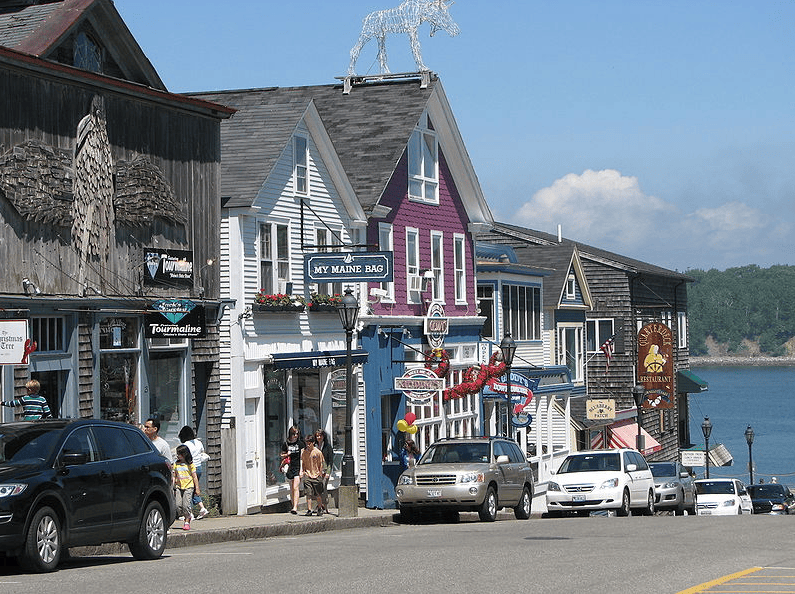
left=701, top=416, right=712, bottom=479
left=631, top=384, right=646, bottom=452
left=337, top=288, right=360, bottom=516
left=499, top=333, right=516, bottom=439
left=745, top=425, right=755, bottom=485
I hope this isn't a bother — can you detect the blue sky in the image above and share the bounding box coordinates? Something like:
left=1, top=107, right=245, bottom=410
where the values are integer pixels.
left=115, top=0, right=795, bottom=272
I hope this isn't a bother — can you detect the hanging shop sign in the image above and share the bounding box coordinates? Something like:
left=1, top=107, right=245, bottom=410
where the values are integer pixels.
left=143, top=248, right=193, bottom=287
left=0, top=320, right=34, bottom=365
left=586, top=399, right=616, bottom=421
left=395, top=367, right=445, bottom=405
left=637, top=322, right=674, bottom=409
left=424, top=302, right=448, bottom=350
left=304, top=251, right=393, bottom=283
left=483, top=372, right=538, bottom=428
left=145, top=299, right=206, bottom=338
left=329, top=369, right=347, bottom=408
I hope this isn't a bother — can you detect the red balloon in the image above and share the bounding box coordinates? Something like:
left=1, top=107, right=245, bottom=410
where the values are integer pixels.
left=404, top=412, right=417, bottom=425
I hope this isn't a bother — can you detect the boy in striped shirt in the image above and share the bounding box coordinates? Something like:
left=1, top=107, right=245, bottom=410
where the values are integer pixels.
left=2, top=380, right=52, bottom=420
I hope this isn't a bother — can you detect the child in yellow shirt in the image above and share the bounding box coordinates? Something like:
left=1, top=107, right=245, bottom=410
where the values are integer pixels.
left=174, top=444, right=200, bottom=530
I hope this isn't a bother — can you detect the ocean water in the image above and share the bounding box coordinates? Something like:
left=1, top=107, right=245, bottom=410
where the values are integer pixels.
left=688, top=366, right=795, bottom=485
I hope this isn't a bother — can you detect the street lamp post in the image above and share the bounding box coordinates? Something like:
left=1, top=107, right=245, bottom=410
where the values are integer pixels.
left=499, top=333, right=516, bottom=440
left=745, top=425, right=755, bottom=485
left=631, top=384, right=646, bottom=453
left=337, top=288, right=360, bottom=518
left=701, top=417, right=712, bottom=479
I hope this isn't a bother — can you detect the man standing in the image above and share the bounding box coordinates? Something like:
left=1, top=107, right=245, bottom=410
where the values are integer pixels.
left=300, top=434, right=326, bottom=516
left=144, top=417, right=172, bottom=467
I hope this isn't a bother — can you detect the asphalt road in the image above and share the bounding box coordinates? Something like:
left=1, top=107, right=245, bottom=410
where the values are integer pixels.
left=1, top=513, right=793, bottom=593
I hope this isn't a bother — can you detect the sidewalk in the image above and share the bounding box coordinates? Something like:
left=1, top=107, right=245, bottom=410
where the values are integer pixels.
left=71, top=489, right=548, bottom=557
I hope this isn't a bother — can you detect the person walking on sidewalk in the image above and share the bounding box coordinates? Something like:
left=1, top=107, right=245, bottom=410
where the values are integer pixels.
left=300, top=434, right=326, bottom=516
left=281, top=426, right=304, bottom=514
left=315, top=429, right=333, bottom=514
left=179, top=425, right=210, bottom=520
left=174, top=444, right=200, bottom=530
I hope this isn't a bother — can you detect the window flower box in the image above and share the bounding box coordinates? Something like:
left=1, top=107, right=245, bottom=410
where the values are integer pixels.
left=254, top=291, right=306, bottom=312
left=307, top=293, right=342, bottom=312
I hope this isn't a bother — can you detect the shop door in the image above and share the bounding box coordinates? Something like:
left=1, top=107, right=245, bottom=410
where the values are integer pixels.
left=30, top=370, right=67, bottom=418
left=244, top=398, right=261, bottom=508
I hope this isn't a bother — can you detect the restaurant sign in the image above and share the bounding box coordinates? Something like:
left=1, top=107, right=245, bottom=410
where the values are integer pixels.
left=145, top=299, right=206, bottom=338
left=304, top=251, right=393, bottom=283
left=637, top=322, right=674, bottom=408
left=395, top=367, right=445, bottom=405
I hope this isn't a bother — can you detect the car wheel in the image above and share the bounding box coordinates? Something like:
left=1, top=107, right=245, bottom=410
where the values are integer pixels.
left=617, top=489, right=631, bottom=517
left=397, top=506, right=417, bottom=523
left=514, top=487, right=532, bottom=520
left=674, top=490, right=686, bottom=515
left=643, top=490, right=656, bottom=516
left=129, top=500, right=167, bottom=560
left=19, top=506, right=61, bottom=573
left=737, top=506, right=742, bottom=515
left=478, top=487, right=498, bottom=522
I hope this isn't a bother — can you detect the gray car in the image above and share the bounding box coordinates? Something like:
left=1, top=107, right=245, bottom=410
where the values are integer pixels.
left=649, top=461, right=696, bottom=515
left=395, top=437, right=535, bottom=522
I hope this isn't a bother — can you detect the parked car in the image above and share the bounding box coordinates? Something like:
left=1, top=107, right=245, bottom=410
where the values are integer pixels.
left=746, top=484, right=795, bottom=515
left=649, top=461, right=696, bottom=515
left=0, top=419, right=175, bottom=572
left=545, top=449, right=655, bottom=517
left=694, top=478, right=753, bottom=515
left=395, top=437, right=534, bottom=522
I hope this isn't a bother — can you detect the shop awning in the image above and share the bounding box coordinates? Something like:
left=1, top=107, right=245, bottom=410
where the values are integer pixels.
left=271, top=349, right=368, bottom=369
left=591, top=423, right=662, bottom=456
left=677, top=369, right=709, bottom=394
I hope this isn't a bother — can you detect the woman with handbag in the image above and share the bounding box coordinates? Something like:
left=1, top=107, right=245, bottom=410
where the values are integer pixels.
left=280, top=426, right=304, bottom=514
left=179, top=426, right=211, bottom=519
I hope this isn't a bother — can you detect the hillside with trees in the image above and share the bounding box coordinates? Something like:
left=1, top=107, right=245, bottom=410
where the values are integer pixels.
left=686, top=265, right=795, bottom=357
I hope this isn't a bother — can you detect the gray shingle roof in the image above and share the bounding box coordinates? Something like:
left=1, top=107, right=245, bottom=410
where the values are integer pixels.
left=190, top=76, right=437, bottom=212
left=0, top=1, right=60, bottom=50
left=513, top=243, right=577, bottom=308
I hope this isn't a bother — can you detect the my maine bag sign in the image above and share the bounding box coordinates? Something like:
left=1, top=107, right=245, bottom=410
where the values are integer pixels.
left=145, top=299, right=206, bottom=338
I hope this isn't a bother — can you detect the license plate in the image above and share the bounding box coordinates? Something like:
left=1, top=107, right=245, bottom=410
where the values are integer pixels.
left=573, top=495, right=585, bottom=502
left=700, top=510, right=711, bottom=515
left=427, top=489, right=442, bottom=497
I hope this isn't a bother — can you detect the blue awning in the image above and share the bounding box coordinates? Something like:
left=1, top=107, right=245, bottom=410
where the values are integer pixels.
left=271, top=350, right=368, bottom=369
left=677, top=370, right=709, bottom=394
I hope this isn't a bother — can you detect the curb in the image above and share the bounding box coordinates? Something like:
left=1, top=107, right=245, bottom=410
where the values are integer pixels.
left=69, top=513, right=398, bottom=558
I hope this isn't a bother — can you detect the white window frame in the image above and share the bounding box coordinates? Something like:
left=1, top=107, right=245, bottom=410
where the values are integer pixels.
left=430, top=230, right=444, bottom=302
left=314, top=225, right=342, bottom=297
left=408, top=114, right=439, bottom=205
left=293, top=135, right=308, bottom=196
left=406, top=227, right=420, bottom=304
left=586, top=318, right=615, bottom=352
left=477, top=284, right=495, bottom=339
left=501, top=284, right=541, bottom=341
left=566, top=273, right=576, bottom=300
left=31, top=316, right=67, bottom=353
left=379, top=222, right=395, bottom=302
left=677, top=311, right=688, bottom=349
left=558, top=324, right=584, bottom=382
left=453, top=233, right=466, bottom=304
left=259, top=221, right=291, bottom=295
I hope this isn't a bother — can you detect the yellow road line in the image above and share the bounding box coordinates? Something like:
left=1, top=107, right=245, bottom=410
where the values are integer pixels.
left=677, top=567, right=763, bottom=594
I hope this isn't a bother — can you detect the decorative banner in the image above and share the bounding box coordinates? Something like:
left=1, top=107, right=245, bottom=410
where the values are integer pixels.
left=483, top=372, right=539, bottom=428
left=586, top=399, right=616, bottom=421
left=145, top=299, right=206, bottom=338
left=143, top=248, right=193, bottom=287
left=637, top=322, right=674, bottom=409
left=394, top=367, right=445, bottom=405
left=0, top=320, right=29, bottom=365
left=304, top=251, right=393, bottom=283
left=424, top=302, right=448, bottom=350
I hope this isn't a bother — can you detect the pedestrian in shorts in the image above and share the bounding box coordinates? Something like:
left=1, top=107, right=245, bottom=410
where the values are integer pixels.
left=300, top=434, right=326, bottom=516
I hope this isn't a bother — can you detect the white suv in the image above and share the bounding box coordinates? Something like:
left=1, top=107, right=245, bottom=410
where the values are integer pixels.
left=545, top=449, right=655, bottom=517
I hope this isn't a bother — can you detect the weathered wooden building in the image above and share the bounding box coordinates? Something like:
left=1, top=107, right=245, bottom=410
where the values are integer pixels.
left=0, top=0, right=233, bottom=497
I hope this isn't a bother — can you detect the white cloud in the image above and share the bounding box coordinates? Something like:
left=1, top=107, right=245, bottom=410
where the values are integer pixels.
left=690, top=201, right=764, bottom=232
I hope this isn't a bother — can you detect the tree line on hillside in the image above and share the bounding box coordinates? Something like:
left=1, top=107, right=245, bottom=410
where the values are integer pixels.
left=686, top=265, right=795, bottom=356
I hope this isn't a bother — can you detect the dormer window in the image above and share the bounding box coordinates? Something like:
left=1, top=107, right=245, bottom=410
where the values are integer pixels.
left=408, top=114, right=438, bottom=204
left=566, top=273, right=576, bottom=299
left=74, top=32, right=102, bottom=73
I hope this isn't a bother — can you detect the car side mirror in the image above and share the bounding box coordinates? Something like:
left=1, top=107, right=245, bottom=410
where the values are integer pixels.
left=61, top=452, right=88, bottom=466
left=496, top=455, right=510, bottom=464
left=680, top=471, right=690, bottom=478
left=626, top=463, right=637, bottom=472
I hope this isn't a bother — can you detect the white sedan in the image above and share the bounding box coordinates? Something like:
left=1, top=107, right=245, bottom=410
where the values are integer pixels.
left=694, top=478, right=753, bottom=515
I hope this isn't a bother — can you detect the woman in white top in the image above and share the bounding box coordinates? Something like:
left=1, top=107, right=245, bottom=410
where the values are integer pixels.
left=179, top=425, right=210, bottom=519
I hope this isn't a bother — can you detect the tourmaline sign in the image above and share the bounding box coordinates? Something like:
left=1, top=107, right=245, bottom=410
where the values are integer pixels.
left=637, top=322, right=674, bottom=409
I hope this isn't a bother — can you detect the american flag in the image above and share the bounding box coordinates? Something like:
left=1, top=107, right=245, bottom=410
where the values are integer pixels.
left=600, top=333, right=617, bottom=373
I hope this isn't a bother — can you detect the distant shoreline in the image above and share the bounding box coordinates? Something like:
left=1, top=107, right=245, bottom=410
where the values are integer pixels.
left=690, top=356, right=795, bottom=367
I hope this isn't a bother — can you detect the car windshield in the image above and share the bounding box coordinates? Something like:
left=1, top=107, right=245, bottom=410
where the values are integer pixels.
left=420, top=443, right=490, bottom=464
left=696, top=481, right=736, bottom=495
left=0, top=426, right=60, bottom=465
left=747, top=485, right=786, bottom=498
left=650, top=463, right=677, bottom=478
left=558, top=452, right=621, bottom=473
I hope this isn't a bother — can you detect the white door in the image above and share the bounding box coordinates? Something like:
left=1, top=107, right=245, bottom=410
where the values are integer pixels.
left=244, top=398, right=262, bottom=508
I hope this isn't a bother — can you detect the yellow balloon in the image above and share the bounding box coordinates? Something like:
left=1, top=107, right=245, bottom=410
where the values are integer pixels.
left=397, top=419, right=409, bottom=432
left=406, top=424, right=418, bottom=434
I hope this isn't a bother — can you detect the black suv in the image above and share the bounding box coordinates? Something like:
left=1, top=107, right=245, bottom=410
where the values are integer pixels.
left=0, top=418, right=174, bottom=572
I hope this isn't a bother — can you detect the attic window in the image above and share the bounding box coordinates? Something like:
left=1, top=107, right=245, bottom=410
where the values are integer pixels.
left=408, top=115, right=438, bottom=204
left=74, top=32, right=102, bottom=73
left=566, top=274, right=576, bottom=299
left=293, top=136, right=308, bottom=195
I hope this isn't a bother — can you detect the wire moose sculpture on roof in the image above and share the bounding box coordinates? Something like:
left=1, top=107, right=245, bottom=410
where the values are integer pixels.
left=348, top=0, right=460, bottom=75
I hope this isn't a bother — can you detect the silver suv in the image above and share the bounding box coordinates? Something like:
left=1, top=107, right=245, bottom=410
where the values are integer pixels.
left=395, top=437, right=535, bottom=522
